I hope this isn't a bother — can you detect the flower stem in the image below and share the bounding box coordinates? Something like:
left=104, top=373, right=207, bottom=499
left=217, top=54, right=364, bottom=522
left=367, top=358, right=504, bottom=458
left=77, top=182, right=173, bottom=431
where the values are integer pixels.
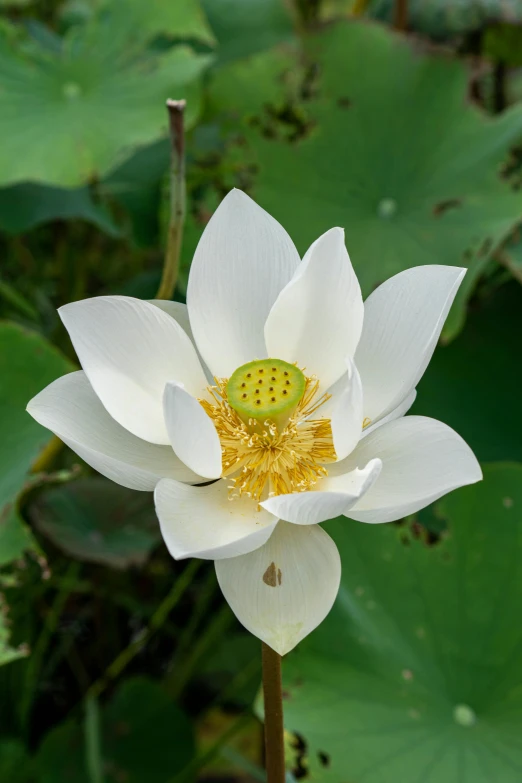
left=351, top=0, right=371, bottom=17
left=85, top=695, right=104, bottom=783
left=156, top=99, right=186, bottom=301
left=393, top=0, right=408, bottom=30
left=262, top=642, right=285, bottom=783
left=20, top=562, right=80, bottom=731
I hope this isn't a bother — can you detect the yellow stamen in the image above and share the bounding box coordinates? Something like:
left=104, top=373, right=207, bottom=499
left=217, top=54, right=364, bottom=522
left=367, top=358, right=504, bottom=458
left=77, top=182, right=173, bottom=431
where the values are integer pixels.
left=200, top=375, right=337, bottom=502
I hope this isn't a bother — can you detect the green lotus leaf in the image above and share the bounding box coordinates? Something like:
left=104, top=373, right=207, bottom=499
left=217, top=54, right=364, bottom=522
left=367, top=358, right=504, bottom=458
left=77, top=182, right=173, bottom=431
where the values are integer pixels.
left=29, top=478, right=161, bottom=569
left=220, top=21, right=522, bottom=339
left=0, top=182, right=120, bottom=235
left=209, top=46, right=302, bottom=119
left=415, top=281, right=522, bottom=462
left=105, top=0, right=216, bottom=44
left=202, top=0, right=295, bottom=63
left=0, top=740, right=33, bottom=782
left=36, top=677, right=194, bottom=783
left=283, top=463, right=522, bottom=783
left=65, top=0, right=215, bottom=43
left=369, top=0, right=522, bottom=39
left=0, top=322, right=73, bottom=565
left=0, top=13, right=211, bottom=187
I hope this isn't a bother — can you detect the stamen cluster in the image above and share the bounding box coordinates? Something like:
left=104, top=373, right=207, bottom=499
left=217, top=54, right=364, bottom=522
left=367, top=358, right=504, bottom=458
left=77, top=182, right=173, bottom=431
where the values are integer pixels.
left=200, top=377, right=337, bottom=502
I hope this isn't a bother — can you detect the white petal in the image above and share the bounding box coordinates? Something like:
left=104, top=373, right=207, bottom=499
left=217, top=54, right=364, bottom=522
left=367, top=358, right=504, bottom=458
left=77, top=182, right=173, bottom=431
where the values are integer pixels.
left=149, top=300, right=194, bottom=343
left=215, top=521, right=341, bottom=655
left=59, top=296, right=209, bottom=445
left=154, top=478, right=278, bottom=560
left=261, top=459, right=382, bottom=524
left=163, top=383, right=222, bottom=479
left=361, top=389, right=417, bottom=438
left=355, top=266, right=465, bottom=424
left=27, top=372, right=199, bottom=490
left=151, top=299, right=212, bottom=384
left=265, top=228, right=363, bottom=390
left=322, top=359, right=364, bottom=460
left=333, top=416, right=482, bottom=523
left=187, top=190, right=300, bottom=378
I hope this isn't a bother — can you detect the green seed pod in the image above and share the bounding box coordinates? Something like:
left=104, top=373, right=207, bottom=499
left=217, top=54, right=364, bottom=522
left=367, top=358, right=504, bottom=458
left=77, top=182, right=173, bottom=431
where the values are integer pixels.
left=227, top=359, right=306, bottom=428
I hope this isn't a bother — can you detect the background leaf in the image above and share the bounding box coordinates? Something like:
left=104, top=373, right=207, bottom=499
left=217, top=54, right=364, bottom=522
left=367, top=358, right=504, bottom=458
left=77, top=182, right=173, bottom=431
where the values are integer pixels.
left=0, top=739, right=33, bottom=781
left=0, top=183, right=120, bottom=236
left=29, top=478, right=161, bottom=569
left=36, top=677, right=195, bottom=782
left=282, top=464, right=522, bottom=783
left=201, top=0, right=295, bottom=63
left=221, top=21, right=522, bottom=338
left=369, top=0, right=522, bottom=39
left=413, top=281, right=522, bottom=462
left=0, top=15, right=211, bottom=187
left=0, top=323, right=73, bottom=565
left=102, top=0, right=216, bottom=44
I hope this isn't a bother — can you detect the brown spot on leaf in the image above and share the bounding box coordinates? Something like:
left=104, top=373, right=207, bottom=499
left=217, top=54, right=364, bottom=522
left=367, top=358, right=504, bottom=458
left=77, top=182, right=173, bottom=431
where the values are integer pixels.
left=263, top=561, right=282, bottom=587
left=433, top=198, right=462, bottom=217
left=318, top=751, right=331, bottom=768
left=337, top=96, right=352, bottom=109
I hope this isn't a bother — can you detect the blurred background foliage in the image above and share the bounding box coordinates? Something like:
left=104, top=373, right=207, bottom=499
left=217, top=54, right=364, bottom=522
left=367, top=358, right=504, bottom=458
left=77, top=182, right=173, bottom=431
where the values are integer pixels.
left=1, top=0, right=522, bottom=781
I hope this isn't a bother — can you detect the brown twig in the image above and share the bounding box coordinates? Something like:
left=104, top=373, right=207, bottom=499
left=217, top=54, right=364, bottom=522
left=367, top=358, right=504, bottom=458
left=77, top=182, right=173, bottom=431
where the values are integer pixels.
left=156, top=99, right=186, bottom=301
left=393, top=0, right=408, bottom=31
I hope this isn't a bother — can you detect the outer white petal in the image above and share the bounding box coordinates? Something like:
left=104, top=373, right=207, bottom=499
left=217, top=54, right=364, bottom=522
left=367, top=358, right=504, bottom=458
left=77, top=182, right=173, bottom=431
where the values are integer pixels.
left=261, top=459, right=382, bottom=524
left=265, top=228, right=363, bottom=390
left=154, top=478, right=278, bottom=560
left=215, top=521, right=341, bottom=655
left=332, top=416, right=482, bottom=523
left=321, top=358, right=364, bottom=460
left=187, top=189, right=300, bottom=378
left=149, top=300, right=194, bottom=343
left=151, top=299, right=212, bottom=384
left=59, top=296, right=208, bottom=445
left=355, top=265, right=465, bottom=424
left=163, top=383, right=222, bottom=479
left=27, top=372, right=199, bottom=490
left=361, top=388, right=417, bottom=438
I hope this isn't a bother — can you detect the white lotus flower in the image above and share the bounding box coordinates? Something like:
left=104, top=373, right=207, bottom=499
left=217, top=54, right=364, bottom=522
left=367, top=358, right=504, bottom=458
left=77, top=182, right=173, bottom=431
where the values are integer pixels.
left=27, top=190, right=481, bottom=655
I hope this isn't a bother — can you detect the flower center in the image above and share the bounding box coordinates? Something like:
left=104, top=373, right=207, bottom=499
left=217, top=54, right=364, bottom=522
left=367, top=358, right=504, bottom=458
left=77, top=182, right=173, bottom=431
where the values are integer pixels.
left=200, top=360, right=337, bottom=503
left=227, top=358, right=306, bottom=429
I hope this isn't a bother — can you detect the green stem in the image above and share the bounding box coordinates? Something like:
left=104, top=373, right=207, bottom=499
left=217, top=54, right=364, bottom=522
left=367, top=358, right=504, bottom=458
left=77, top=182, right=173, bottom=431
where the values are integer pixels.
left=87, top=559, right=201, bottom=701
left=167, top=600, right=234, bottom=700
left=85, top=695, right=104, bottom=783
left=20, top=562, right=80, bottom=731
left=211, top=656, right=261, bottom=710
left=172, top=713, right=252, bottom=783
left=221, top=747, right=266, bottom=782
left=156, top=99, right=186, bottom=301
left=31, top=435, right=64, bottom=473
left=262, top=643, right=285, bottom=783
left=169, top=565, right=216, bottom=672
left=351, top=0, right=371, bottom=16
